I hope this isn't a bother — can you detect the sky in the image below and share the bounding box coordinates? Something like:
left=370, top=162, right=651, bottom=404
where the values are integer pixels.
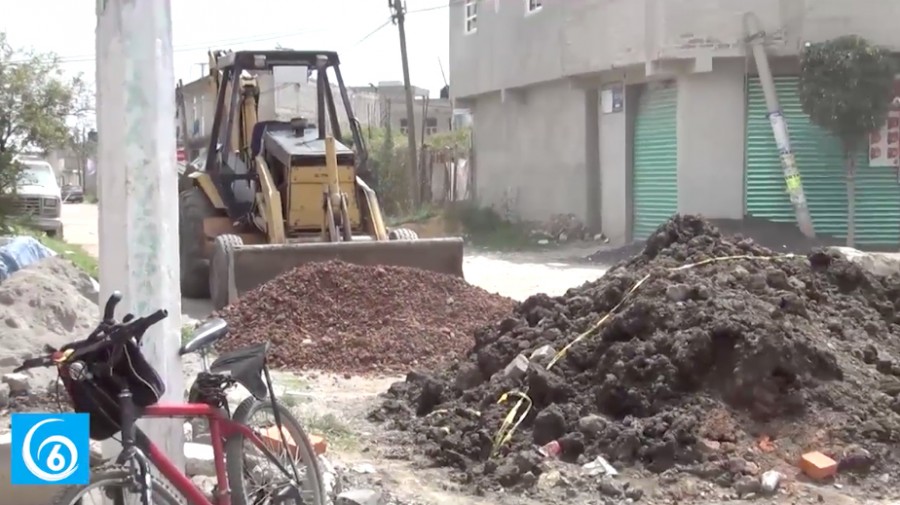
left=0, top=0, right=451, bottom=96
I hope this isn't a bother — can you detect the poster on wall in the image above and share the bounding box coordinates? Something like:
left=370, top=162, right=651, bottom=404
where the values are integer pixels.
left=869, top=76, right=900, bottom=167
left=768, top=110, right=791, bottom=154
left=869, top=111, right=900, bottom=168
left=600, top=83, right=623, bottom=114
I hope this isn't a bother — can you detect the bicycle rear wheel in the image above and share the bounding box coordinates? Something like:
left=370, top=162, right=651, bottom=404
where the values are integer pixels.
left=51, top=464, right=182, bottom=505
left=226, top=396, right=325, bottom=505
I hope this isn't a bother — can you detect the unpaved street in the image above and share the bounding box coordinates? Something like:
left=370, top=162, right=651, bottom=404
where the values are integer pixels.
left=61, top=203, right=98, bottom=258
left=61, top=202, right=608, bottom=305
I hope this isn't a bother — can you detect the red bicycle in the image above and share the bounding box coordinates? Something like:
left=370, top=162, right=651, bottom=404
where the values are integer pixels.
left=15, top=292, right=325, bottom=505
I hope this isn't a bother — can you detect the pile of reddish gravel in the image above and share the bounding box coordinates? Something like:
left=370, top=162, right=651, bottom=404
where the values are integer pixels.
left=216, top=261, right=515, bottom=374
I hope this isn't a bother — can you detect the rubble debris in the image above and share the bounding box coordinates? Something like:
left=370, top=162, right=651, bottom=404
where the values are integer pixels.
left=190, top=476, right=217, bottom=501
left=4, top=381, right=69, bottom=413
left=801, top=451, right=838, bottom=480
left=89, top=440, right=107, bottom=466
left=319, top=455, right=341, bottom=502
left=336, top=488, right=382, bottom=505
left=502, top=354, right=529, bottom=380
left=530, top=213, right=591, bottom=243
left=185, top=442, right=216, bottom=477
left=582, top=455, right=617, bottom=477
left=1, top=372, right=29, bottom=395
left=217, top=261, right=514, bottom=374
left=351, top=463, right=376, bottom=475
left=760, top=470, right=782, bottom=494
left=373, top=215, right=900, bottom=493
left=839, top=445, right=875, bottom=473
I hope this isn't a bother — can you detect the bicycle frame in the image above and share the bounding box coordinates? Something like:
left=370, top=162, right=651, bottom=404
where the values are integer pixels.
left=132, top=402, right=298, bottom=505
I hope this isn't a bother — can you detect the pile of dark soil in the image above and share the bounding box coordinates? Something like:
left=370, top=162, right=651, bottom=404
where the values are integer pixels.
left=586, top=216, right=853, bottom=265
left=216, top=261, right=515, bottom=374
left=373, top=215, right=900, bottom=493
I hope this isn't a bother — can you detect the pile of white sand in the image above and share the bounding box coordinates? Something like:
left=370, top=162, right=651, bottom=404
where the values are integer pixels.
left=0, top=257, right=99, bottom=379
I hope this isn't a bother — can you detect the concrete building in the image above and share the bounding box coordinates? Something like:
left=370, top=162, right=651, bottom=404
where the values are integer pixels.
left=351, top=81, right=454, bottom=137
left=451, top=0, right=900, bottom=247
left=48, top=140, right=99, bottom=197
left=177, top=76, right=215, bottom=160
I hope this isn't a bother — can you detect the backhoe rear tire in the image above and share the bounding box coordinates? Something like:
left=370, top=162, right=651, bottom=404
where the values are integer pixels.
left=388, top=227, right=418, bottom=241
left=210, top=234, right=243, bottom=310
left=180, top=187, right=218, bottom=298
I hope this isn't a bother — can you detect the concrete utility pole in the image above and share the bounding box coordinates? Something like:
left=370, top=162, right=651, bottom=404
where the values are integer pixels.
left=390, top=0, right=420, bottom=206
left=744, top=13, right=815, bottom=239
left=96, top=0, right=184, bottom=468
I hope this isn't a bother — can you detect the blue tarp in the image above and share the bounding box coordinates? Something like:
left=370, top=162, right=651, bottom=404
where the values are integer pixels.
left=0, top=236, right=56, bottom=282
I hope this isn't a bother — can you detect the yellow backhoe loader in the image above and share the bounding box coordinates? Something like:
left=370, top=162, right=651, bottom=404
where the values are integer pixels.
left=179, top=50, right=465, bottom=309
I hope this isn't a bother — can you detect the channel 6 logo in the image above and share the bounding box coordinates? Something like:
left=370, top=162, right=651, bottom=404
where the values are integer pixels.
left=10, top=413, right=90, bottom=485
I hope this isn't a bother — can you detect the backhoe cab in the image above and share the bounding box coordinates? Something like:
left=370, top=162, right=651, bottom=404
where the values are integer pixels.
left=179, top=50, right=464, bottom=309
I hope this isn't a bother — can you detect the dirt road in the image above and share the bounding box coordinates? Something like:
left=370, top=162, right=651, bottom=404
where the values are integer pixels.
left=61, top=203, right=98, bottom=258
left=61, top=203, right=608, bottom=305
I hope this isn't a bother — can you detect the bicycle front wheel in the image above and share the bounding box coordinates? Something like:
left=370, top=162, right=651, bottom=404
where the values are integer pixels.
left=226, top=396, right=326, bottom=505
left=51, top=464, right=183, bottom=505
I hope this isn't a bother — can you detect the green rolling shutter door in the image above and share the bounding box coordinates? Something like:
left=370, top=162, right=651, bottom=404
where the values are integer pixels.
left=633, top=83, right=678, bottom=240
left=746, top=77, right=900, bottom=246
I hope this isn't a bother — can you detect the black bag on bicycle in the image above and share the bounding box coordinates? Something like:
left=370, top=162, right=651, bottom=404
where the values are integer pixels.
left=58, top=339, right=166, bottom=441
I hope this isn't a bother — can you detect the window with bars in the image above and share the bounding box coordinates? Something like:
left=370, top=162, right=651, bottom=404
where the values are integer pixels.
left=465, top=0, right=477, bottom=33
left=526, top=0, right=542, bottom=13
left=426, top=117, right=438, bottom=136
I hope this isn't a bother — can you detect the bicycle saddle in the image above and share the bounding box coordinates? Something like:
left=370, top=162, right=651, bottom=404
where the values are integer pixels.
left=208, top=342, right=270, bottom=400
left=179, top=318, right=229, bottom=356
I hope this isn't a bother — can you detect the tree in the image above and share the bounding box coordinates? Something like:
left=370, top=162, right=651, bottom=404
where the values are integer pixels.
left=799, top=36, right=896, bottom=247
left=68, top=124, right=97, bottom=186
left=68, top=85, right=97, bottom=187
left=0, top=32, right=85, bottom=222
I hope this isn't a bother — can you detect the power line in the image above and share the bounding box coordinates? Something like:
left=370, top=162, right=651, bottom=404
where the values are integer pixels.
left=342, top=1, right=457, bottom=53
left=13, top=2, right=457, bottom=65
left=408, top=3, right=453, bottom=15
left=6, top=2, right=458, bottom=69
left=11, top=27, right=334, bottom=65
left=348, top=18, right=393, bottom=49
left=407, top=0, right=469, bottom=15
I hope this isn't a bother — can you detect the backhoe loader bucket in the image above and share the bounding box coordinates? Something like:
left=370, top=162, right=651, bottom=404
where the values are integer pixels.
left=210, top=237, right=465, bottom=308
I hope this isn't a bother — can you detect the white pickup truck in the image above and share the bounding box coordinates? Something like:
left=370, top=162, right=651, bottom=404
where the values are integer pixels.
left=12, top=158, right=63, bottom=238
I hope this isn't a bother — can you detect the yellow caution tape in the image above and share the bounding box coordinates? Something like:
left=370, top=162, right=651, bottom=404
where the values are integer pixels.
left=488, top=253, right=797, bottom=454
left=491, top=391, right=532, bottom=457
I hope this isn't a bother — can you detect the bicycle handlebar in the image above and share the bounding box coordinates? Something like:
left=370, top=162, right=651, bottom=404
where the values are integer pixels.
left=104, top=290, right=123, bottom=322
left=13, top=292, right=168, bottom=373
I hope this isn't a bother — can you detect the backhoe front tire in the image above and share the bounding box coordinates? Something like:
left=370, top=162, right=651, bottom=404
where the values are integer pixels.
left=210, top=234, right=243, bottom=310
left=180, top=187, right=217, bottom=298
left=388, top=227, right=418, bottom=241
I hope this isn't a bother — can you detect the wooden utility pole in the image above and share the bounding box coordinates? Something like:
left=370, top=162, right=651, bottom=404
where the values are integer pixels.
left=390, top=0, right=419, bottom=207
left=97, top=0, right=185, bottom=468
